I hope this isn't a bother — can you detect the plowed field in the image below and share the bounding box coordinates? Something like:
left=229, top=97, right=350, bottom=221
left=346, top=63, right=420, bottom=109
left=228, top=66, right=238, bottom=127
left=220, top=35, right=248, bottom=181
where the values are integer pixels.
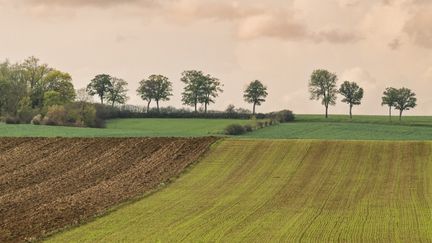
left=0, top=137, right=217, bottom=242
left=50, top=139, right=432, bottom=242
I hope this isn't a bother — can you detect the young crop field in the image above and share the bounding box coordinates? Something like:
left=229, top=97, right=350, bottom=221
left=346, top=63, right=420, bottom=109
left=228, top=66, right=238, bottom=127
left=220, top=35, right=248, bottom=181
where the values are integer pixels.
left=0, top=137, right=217, bottom=242
left=48, top=139, right=432, bottom=242
left=0, top=119, right=252, bottom=137
left=242, top=122, right=432, bottom=140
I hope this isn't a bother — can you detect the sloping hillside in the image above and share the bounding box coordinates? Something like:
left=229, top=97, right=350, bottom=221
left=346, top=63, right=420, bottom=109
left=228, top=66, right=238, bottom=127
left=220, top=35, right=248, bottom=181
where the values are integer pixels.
left=0, top=137, right=217, bottom=242
left=49, top=139, right=432, bottom=242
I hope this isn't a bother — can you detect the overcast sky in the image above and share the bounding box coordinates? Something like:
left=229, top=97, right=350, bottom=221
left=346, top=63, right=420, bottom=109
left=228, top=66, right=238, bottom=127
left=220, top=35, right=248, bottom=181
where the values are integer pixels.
left=0, top=0, right=431, bottom=115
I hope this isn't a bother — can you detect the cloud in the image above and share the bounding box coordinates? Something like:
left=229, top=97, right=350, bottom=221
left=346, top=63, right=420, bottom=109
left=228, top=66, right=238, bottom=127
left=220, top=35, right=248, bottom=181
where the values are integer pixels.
left=403, top=3, right=432, bottom=48
left=340, top=67, right=377, bottom=88
left=316, top=29, right=362, bottom=43
left=388, top=38, right=402, bottom=50
left=17, top=0, right=362, bottom=44
left=27, top=0, right=161, bottom=8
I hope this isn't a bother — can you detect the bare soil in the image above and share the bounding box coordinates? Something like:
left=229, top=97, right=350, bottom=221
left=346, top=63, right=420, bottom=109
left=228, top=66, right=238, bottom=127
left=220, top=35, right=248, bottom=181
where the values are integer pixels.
left=0, top=137, right=217, bottom=242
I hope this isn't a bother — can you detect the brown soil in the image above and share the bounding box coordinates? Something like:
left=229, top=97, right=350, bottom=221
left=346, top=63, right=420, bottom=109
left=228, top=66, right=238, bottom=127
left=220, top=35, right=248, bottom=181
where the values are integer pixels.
left=0, top=137, right=218, bottom=242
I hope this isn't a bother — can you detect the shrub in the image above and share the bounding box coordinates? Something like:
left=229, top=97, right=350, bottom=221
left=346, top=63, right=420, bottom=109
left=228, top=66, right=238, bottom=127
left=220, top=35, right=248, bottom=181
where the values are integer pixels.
left=224, top=124, right=246, bottom=135
left=5, top=116, right=20, bottom=124
left=45, top=105, right=67, bottom=125
left=42, top=117, right=57, bottom=126
left=243, top=124, right=253, bottom=132
left=31, top=114, right=43, bottom=125
left=269, top=110, right=295, bottom=123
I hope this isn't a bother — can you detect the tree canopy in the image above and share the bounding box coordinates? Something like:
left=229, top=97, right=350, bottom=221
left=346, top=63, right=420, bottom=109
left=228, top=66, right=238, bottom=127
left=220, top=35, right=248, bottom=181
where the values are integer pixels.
left=137, top=74, right=173, bottom=112
left=243, top=80, right=268, bottom=115
left=309, top=69, right=338, bottom=118
left=107, top=77, right=129, bottom=107
left=394, top=87, right=417, bottom=121
left=339, top=81, right=364, bottom=118
left=381, top=87, right=398, bottom=119
left=86, top=74, right=112, bottom=104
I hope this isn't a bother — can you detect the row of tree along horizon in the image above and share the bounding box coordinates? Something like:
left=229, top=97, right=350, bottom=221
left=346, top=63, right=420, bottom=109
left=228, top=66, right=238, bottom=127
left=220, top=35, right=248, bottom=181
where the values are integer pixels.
left=309, top=69, right=417, bottom=121
left=0, top=57, right=417, bottom=121
left=88, top=71, right=268, bottom=115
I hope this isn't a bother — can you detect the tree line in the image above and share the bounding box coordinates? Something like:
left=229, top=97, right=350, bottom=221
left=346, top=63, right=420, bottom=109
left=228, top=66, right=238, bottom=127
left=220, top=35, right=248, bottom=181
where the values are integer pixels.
left=308, top=69, right=417, bottom=121
left=87, top=70, right=269, bottom=115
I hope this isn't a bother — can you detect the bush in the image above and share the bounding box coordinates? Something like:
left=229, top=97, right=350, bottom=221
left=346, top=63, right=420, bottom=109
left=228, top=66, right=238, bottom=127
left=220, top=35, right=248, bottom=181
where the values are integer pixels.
left=31, top=114, right=43, bottom=125
left=243, top=124, right=253, bottom=132
left=224, top=124, right=246, bottom=135
left=44, top=105, right=67, bottom=126
left=269, top=110, right=295, bottom=123
left=42, top=116, right=57, bottom=126
left=256, top=121, right=264, bottom=129
left=5, top=116, right=20, bottom=124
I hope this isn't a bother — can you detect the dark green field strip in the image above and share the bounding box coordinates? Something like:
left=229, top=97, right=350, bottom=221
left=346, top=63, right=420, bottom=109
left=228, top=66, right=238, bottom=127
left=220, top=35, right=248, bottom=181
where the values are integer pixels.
left=242, top=122, right=432, bottom=140
left=48, top=139, right=432, bottom=242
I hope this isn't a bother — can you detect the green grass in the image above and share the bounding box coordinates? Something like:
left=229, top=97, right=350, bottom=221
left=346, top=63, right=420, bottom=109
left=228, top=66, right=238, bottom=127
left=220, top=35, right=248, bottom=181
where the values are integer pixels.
left=3, top=115, right=432, bottom=140
left=240, top=114, right=432, bottom=140
left=47, top=139, right=432, bottom=242
left=242, top=122, right=432, bottom=140
left=296, top=114, right=432, bottom=126
left=0, top=119, right=252, bottom=137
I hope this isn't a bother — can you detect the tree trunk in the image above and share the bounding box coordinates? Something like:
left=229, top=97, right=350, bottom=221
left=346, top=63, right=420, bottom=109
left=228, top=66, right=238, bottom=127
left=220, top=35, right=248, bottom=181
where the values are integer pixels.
left=349, top=104, right=353, bottom=119
left=325, top=105, right=328, bottom=118
left=252, top=103, right=256, bottom=115
left=399, top=109, right=403, bottom=121
left=156, top=100, right=160, bottom=113
left=389, top=106, right=392, bottom=121
left=100, top=96, right=104, bottom=104
left=194, top=102, right=197, bottom=112
left=205, top=103, right=208, bottom=113
left=147, top=100, right=151, bottom=113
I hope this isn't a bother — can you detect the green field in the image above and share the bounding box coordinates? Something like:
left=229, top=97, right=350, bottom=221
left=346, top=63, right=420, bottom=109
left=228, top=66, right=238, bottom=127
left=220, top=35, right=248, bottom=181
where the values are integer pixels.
left=48, top=139, right=432, bottom=242
left=2, top=115, right=432, bottom=140
left=241, top=114, right=432, bottom=140
left=0, top=119, right=252, bottom=137
left=243, top=122, right=432, bottom=140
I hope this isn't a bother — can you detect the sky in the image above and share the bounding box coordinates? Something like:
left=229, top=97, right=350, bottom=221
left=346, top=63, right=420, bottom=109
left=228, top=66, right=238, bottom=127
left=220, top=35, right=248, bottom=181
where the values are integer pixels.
left=0, top=0, right=431, bottom=115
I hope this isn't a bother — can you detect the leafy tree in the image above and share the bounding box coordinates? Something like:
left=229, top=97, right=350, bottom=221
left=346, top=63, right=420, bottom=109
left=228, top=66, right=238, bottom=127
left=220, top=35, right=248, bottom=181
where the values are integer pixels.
left=339, top=81, right=364, bottom=119
left=394, top=87, right=417, bottom=121
left=308, top=69, right=338, bottom=118
left=43, top=91, right=64, bottom=107
left=381, top=87, right=398, bottom=120
left=181, top=70, right=206, bottom=112
left=106, top=77, right=128, bottom=107
left=137, top=75, right=172, bottom=112
left=86, top=74, right=112, bottom=104
left=0, top=62, right=27, bottom=115
left=137, top=79, right=154, bottom=112
left=43, top=70, right=76, bottom=105
left=21, top=56, right=51, bottom=108
left=199, top=75, right=223, bottom=113
left=243, top=80, right=268, bottom=115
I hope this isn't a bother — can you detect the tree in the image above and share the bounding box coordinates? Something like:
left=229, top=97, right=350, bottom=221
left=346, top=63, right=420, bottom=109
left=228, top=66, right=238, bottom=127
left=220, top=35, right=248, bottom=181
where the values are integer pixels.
left=86, top=74, right=112, bottom=104
left=339, top=81, right=364, bottom=119
left=0, top=62, right=28, bottom=115
left=137, top=75, right=172, bottom=112
left=381, top=87, right=398, bottom=120
left=200, top=75, right=223, bottom=113
left=106, top=77, right=128, bottom=107
left=137, top=79, right=154, bottom=112
left=226, top=104, right=236, bottom=113
left=43, top=70, right=76, bottom=105
left=75, top=88, right=93, bottom=103
left=243, top=80, right=268, bottom=115
left=394, top=87, right=417, bottom=121
left=181, top=70, right=206, bottom=112
left=308, top=69, right=338, bottom=118
left=21, top=56, right=51, bottom=108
